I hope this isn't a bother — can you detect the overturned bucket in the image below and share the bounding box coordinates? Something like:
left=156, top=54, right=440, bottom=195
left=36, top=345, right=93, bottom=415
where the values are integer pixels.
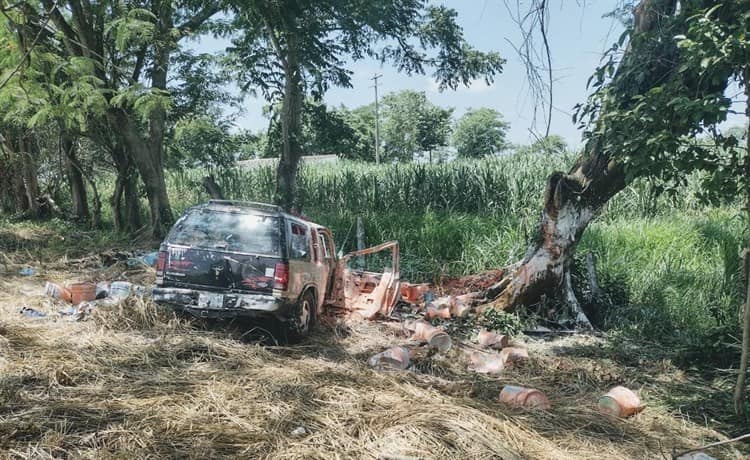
left=45, top=282, right=72, bottom=303
left=598, top=386, right=645, bottom=417
left=500, top=385, right=551, bottom=410
left=468, top=351, right=504, bottom=374
left=410, top=320, right=452, bottom=353
left=500, top=347, right=529, bottom=366
left=368, top=346, right=411, bottom=370
left=425, top=304, right=451, bottom=319
left=69, top=282, right=96, bottom=305
left=477, top=329, right=509, bottom=349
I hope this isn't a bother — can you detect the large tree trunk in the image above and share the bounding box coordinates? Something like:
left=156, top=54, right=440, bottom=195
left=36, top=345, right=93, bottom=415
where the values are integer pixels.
left=19, top=136, right=41, bottom=218
left=106, top=108, right=172, bottom=237
left=276, top=46, right=304, bottom=211
left=110, top=143, right=141, bottom=233
left=487, top=0, right=677, bottom=318
left=62, top=135, right=90, bottom=221
left=732, top=67, right=750, bottom=416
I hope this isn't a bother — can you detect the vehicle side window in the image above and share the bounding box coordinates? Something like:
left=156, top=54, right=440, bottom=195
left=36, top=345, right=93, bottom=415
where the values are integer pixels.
left=318, top=234, right=330, bottom=259
left=289, top=222, right=310, bottom=260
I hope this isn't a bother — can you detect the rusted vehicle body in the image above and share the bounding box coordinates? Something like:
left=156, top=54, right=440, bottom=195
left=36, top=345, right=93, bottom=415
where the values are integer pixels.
left=153, top=200, right=399, bottom=339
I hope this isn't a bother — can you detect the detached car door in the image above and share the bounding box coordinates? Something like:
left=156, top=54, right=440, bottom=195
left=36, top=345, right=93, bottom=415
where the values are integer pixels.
left=333, top=241, right=401, bottom=320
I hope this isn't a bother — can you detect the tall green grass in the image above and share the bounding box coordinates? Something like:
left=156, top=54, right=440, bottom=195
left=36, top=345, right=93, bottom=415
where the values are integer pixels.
left=65, top=152, right=744, bottom=352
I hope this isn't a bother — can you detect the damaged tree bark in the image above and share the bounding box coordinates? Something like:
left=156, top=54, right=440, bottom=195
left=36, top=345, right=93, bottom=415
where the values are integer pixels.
left=486, top=0, right=677, bottom=322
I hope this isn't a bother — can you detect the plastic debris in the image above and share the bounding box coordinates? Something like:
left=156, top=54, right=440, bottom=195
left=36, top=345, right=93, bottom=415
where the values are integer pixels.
left=598, top=386, right=645, bottom=418
left=468, top=351, right=504, bottom=374
left=477, top=329, right=509, bottom=349
left=500, top=347, right=529, bottom=366
left=20, top=307, right=46, bottom=318
left=500, top=385, right=551, bottom=410
left=127, top=251, right=159, bottom=268
left=96, top=282, right=110, bottom=299
left=109, top=281, right=133, bottom=300
left=400, top=283, right=431, bottom=303
left=425, top=304, right=451, bottom=319
left=69, top=282, right=97, bottom=305
left=45, top=282, right=73, bottom=303
left=290, top=426, right=306, bottom=436
left=675, top=453, right=716, bottom=460
left=368, top=346, right=411, bottom=370
left=408, top=320, right=452, bottom=353
left=18, top=267, right=37, bottom=276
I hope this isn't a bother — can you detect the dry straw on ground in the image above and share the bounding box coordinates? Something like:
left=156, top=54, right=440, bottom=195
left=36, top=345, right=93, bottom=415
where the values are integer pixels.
left=0, top=249, right=747, bottom=459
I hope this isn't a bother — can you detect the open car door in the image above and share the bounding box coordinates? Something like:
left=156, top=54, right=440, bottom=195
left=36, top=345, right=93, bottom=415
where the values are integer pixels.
left=328, top=241, right=400, bottom=320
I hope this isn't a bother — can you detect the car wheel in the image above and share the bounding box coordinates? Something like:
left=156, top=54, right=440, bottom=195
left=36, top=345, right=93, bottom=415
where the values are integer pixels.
left=288, top=290, right=315, bottom=342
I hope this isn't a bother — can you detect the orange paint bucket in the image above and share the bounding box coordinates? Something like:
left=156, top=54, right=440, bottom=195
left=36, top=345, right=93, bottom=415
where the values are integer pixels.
left=368, top=346, right=411, bottom=370
left=410, top=320, right=452, bottom=353
left=400, top=283, right=431, bottom=303
left=468, top=351, right=504, bottom=374
left=69, top=282, right=96, bottom=305
left=425, top=304, right=451, bottom=319
left=477, top=329, right=509, bottom=349
left=500, top=347, right=529, bottom=366
left=598, top=386, right=645, bottom=417
left=45, top=282, right=72, bottom=303
left=500, top=385, right=551, bottom=410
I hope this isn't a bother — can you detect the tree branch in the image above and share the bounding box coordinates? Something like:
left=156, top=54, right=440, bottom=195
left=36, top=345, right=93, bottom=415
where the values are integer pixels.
left=177, top=5, right=221, bottom=36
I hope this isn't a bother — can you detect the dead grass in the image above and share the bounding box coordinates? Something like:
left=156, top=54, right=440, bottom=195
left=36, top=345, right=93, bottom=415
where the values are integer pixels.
left=0, top=250, right=747, bottom=459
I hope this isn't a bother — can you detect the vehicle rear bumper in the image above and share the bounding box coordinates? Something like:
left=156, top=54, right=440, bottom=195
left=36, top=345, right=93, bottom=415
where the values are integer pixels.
left=152, top=287, right=291, bottom=319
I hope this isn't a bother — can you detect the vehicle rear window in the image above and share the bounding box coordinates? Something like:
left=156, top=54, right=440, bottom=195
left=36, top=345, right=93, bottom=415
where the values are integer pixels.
left=169, top=209, right=282, bottom=256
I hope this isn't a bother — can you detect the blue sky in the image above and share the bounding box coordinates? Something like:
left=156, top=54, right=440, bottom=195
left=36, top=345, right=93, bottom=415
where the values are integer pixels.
left=189, top=1, right=626, bottom=147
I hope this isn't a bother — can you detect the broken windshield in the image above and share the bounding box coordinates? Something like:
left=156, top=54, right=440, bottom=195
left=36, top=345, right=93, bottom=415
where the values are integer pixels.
left=169, top=210, right=282, bottom=257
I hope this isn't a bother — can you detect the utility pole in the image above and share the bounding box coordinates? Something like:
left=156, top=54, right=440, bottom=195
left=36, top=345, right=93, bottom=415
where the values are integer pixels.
left=371, top=73, right=382, bottom=164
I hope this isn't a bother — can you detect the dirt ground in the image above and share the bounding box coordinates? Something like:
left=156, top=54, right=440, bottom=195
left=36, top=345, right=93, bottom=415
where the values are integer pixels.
left=0, top=240, right=747, bottom=459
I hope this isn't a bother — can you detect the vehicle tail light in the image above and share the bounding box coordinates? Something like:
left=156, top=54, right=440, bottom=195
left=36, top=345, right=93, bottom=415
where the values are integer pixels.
left=155, top=251, right=167, bottom=284
left=274, top=263, right=289, bottom=290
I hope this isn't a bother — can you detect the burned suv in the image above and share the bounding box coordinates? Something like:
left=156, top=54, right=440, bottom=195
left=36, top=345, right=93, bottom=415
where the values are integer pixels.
left=153, top=200, right=402, bottom=340
left=153, top=200, right=339, bottom=339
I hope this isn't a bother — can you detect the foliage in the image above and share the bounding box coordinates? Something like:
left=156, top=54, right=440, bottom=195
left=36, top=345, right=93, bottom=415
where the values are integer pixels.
left=481, top=309, right=526, bottom=336
left=381, top=90, right=453, bottom=161
left=453, top=108, right=509, bottom=158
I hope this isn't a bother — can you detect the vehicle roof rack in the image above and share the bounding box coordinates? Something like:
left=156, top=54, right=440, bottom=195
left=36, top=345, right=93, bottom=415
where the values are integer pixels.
left=207, top=200, right=283, bottom=213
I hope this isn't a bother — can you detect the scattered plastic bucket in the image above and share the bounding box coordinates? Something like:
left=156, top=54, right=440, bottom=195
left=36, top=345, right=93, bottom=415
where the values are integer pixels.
left=500, top=347, right=529, bottom=366
left=410, top=320, right=452, bottom=353
left=477, top=329, right=509, bottom=349
left=368, top=346, right=411, bottom=370
left=425, top=304, right=451, bottom=319
left=110, top=281, right=133, bottom=300
left=69, top=282, right=96, bottom=305
left=500, top=385, right=551, bottom=410
left=598, top=386, right=645, bottom=417
left=45, top=282, right=72, bottom=303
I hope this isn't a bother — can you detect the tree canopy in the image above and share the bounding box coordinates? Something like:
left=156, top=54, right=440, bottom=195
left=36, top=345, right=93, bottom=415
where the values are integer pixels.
left=453, top=108, right=509, bottom=158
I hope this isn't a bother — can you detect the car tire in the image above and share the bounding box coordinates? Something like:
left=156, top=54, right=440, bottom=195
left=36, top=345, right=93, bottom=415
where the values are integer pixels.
left=288, top=290, right=315, bottom=343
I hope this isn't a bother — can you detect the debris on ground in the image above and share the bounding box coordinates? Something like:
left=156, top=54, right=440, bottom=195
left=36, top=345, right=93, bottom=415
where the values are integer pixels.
left=500, top=347, right=529, bottom=367
left=19, top=306, right=46, bottom=318
left=406, top=319, right=452, bottom=353
left=290, top=426, right=307, bottom=437
left=368, top=346, right=411, bottom=370
left=499, top=385, right=551, bottom=410
left=18, top=266, right=37, bottom=276
left=476, top=328, right=509, bottom=349
left=467, top=350, right=505, bottom=374
left=598, top=386, right=646, bottom=418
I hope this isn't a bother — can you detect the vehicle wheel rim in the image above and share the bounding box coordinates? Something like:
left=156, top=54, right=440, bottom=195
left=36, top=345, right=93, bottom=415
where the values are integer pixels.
left=299, top=299, right=311, bottom=333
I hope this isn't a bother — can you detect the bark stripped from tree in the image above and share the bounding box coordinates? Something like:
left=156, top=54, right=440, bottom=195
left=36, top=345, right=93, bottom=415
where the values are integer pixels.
left=485, top=0, right=677, bottom=322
